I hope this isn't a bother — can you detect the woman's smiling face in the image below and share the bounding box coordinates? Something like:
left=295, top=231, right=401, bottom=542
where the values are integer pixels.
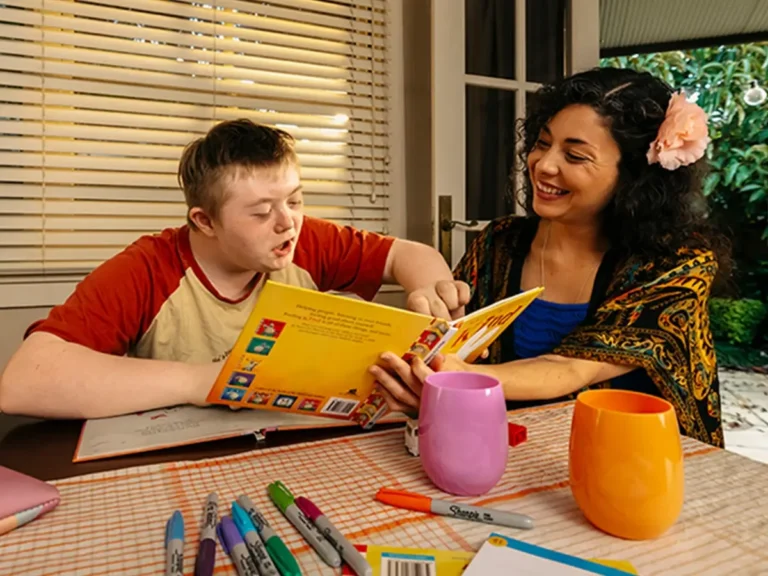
left=527, top=104, right=622, bottom=224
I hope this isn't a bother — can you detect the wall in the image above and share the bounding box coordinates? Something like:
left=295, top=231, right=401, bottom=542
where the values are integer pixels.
left=402, top=0, right=434, bottom=246
left=0, top=307, right=49, bottom=373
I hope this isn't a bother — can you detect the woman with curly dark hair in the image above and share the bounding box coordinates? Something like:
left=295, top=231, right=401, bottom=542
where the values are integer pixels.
left=373, top=67, right=731, bottom=447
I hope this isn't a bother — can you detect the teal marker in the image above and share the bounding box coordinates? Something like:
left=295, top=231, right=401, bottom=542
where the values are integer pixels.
left=268, top=482, right=341, bottom=568
left=232, top=502, right=280, bottom=576
left=237, top=495, right=301, bottom=576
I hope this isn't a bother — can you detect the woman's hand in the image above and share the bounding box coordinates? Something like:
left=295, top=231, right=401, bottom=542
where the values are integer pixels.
left=429, top=353, right=474, bottom=373
left=369, top=353, right=429, bottom=412
left=369, top=352, right=472, bottom=413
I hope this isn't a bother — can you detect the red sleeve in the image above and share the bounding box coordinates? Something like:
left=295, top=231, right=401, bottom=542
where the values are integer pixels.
left=293, top=216, right=395, bottom=301
left=24, top=229, right=185, bottom=356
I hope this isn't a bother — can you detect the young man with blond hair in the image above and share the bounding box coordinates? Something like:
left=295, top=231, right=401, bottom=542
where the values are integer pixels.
left=0, top=119, right=469, bottom=419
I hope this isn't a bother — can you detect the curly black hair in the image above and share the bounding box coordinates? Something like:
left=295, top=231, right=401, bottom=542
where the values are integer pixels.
left=517, top=67, right=732, bottom=285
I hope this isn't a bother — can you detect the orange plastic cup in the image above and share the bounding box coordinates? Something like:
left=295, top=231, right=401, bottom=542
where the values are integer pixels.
left=569, top=389, right=684, bottom=540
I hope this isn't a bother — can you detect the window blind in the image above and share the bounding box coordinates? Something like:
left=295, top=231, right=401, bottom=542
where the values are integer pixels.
left=0, top=0, right=391, bottom=274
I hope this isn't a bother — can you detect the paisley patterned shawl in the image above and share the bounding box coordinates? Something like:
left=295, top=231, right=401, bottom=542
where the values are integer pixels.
left=453, top=215, right=723, bottom=447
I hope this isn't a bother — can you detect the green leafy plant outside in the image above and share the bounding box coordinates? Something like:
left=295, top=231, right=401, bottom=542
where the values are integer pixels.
left=710, top=298, right=767, bottom=345
left=601, top=44, right=768, bottom=303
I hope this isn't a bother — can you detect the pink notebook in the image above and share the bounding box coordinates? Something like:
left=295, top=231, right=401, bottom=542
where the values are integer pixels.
left=0, top=466, right=60, bottom=535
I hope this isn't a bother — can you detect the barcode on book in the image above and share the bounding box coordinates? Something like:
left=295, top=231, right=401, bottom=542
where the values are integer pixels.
left=380, top=555, right=436, bottom=576
left=321, top=398, right=359, bottom=415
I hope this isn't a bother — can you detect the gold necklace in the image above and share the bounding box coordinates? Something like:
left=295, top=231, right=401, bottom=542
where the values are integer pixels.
left=539, top=222, right=600, bottom=304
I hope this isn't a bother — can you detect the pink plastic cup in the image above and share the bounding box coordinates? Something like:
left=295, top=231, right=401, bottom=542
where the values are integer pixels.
left=418, top=371, right=509, bottom=496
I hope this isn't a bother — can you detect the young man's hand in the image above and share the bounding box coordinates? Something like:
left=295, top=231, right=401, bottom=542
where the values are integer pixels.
left=192, top=360, right=246, bottom=411
left=190, top=361, right=225, bottom=407
left=406, top=280, right=471, bottom=320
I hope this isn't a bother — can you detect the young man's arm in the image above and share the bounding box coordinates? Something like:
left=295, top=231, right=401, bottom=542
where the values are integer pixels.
left=382, top=239, right=471, bottom=320
left=299, top=218, right=470, bottom=320
left=0, top=332, right=217, bottom=419
left=0, top=234, right=215, bottom=419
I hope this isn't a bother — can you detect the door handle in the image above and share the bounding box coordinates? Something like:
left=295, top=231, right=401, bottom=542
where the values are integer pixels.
left=437, top=195, right=490, bottom=264
left=438, top=195, right=452, bottom=263
left=440, top=219, right=488, bottom=232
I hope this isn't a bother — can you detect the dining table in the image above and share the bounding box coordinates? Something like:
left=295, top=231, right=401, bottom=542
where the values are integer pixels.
left=1, top=401, right=766, bottom=575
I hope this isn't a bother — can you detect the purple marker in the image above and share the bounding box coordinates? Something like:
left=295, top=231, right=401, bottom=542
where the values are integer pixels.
left=194, top=493, right=218, bottom=576
left=295, top=497, right=372, bottom=576
left=217, top=516, right=260, bottom=576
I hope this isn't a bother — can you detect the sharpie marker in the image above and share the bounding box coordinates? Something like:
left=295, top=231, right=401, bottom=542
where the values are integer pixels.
left=237, top=494, right=302, bottom=576
left=217, top=516, right=260, bottom=576
left=295, top=496, right=372, bottom=576
left=164, top=510, right=185, bottom=576
left=195, top=492, right=218, bottom=576
left=375, top=488, right=534, bottom=530
left=268, top=481, right=341, bottom=568
left=232, top=502, right=279, bottom=576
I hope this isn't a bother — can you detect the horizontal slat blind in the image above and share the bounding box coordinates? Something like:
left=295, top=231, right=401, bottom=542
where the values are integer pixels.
left=0, top=0, right=391, bottom=274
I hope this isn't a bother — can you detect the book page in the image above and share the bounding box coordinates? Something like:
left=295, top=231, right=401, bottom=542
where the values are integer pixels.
left=206, top=281, right=431, bottom=422
left=75, top=405, right=407, bottom=462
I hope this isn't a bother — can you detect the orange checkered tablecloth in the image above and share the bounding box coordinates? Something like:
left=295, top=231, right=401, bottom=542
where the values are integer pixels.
left=2, top=403, right=768, bottom=575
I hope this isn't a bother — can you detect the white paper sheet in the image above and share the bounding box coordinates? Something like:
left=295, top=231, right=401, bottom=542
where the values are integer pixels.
left=463, top=534, right=634, bottom=576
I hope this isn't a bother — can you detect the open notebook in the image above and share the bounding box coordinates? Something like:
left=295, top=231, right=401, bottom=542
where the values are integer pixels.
left=74, top=404, right=405, bottom=462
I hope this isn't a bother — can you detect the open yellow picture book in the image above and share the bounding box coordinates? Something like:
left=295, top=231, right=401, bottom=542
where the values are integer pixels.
left=206, top=280, right=543, bottom=428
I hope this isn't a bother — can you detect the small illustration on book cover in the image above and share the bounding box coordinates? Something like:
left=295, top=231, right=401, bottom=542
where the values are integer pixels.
left=256, top=319, right=286, bottom=339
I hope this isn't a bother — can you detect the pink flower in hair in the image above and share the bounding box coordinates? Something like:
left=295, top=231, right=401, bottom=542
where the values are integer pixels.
left=647, top=92, right=710, bottom=170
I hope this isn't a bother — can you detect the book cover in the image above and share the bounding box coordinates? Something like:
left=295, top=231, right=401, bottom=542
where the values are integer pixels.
left=463, top=533, right=638, bottom=575
left=206, top=281, right=542, bottom=427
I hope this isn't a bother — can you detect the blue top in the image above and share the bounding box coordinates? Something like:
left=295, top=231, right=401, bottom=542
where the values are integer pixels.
left=513, top=298, right=589, bottom=359
left=509, top=295, right=650, bottom=403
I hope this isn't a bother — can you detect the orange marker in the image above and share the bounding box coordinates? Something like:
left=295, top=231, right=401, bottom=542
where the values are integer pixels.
left=375, top=488, right=533, bottom=530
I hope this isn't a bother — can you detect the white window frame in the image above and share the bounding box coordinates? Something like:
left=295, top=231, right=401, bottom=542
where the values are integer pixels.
left=433, top=0, right=600, bottom=266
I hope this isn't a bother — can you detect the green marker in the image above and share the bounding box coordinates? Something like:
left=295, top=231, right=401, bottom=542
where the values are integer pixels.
left=237, top=494, right=301, bottom=576
left=268, top=481, right=342, bottom=568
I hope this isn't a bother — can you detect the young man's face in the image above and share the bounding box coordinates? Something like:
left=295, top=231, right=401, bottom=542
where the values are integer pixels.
left=213, top=163, right=304, bottom=274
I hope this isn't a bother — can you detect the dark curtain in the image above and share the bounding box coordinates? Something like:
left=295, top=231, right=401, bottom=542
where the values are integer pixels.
left=465, top=85, right=516, bottom=223
left=464, top=0, right=566, bottom=235
left=526, top=0, right=567, bottom=84
left=465, top=0, right=516, bottom=79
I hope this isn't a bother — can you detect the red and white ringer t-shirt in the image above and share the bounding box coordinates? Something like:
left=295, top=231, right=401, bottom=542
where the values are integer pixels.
left=25, top=216, right=395, bottom=363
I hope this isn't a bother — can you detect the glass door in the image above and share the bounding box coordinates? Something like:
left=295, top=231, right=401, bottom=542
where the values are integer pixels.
left=434, top=0, right=599, bottom=265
